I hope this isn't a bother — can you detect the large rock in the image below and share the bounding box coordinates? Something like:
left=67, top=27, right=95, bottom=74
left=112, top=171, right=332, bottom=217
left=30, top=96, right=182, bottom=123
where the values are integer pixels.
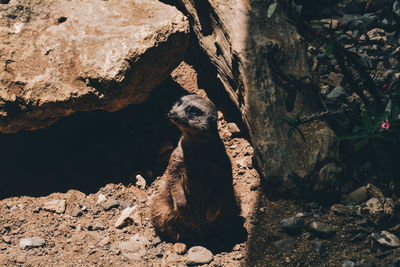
left=178, top=0, right=339, bottom=196
left=0, top=0, right=189, bottom=133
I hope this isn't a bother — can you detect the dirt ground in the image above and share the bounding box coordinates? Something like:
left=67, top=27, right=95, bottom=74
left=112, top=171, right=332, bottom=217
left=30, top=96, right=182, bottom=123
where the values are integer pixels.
left=1, top=63, right=400, bottom=267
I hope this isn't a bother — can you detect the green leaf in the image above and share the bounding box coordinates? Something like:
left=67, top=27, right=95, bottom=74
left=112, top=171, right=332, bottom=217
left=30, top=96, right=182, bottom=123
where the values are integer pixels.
left=336, top=132, right=368, bottom=142
left=267, top=2, right=278, bottom=18
left=295, top=4, right=302, bottom=15
left=288, top=127, right=295, bottom=138
left=385, top=99, right=392, bottom=114
left=295, top=106, right=305, bottom=121
left=352, top=126, right=364, bottom=133
left=392, top=105, right=400, bottom=121
left=362, top=111, right=373, bottom=130
left=281, top=116, right=295, bottom=123
left=354, top=136, right=370, bottom=152
left=325, top=39, right=335, bottom=56
left=296, top=127, right=306, bottom=142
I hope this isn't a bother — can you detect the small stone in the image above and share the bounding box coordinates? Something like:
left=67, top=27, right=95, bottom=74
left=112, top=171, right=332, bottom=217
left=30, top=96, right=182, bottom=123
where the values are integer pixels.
left=102, top=199, right=120, bottom=211
left=19, top=237, right=46, bottom=249
left=384, top=198, right=395, bottom=217
left=227, top=122, right=240, bottom=134
left=118, top=234, right=149, bottom=261
left=367, top=28, right=387, bottom=42
left=155, top=245, right=164, bottom=257
left=361, top=198, right=383, bottom=215
left=43, top=199, right=67, bottom=214
left=279, top=216, right=304, bottom=234
left=115, top=206, right=136, bottom=229
left=232, top=244, right=241, bottom=251
left=135, top=175, right=146, bottom=190
left=120, top=200, right=131, bottom=210
left=274, top=237, right=296, bottom=253
left=394, top=1, right=400, bottom=17
left=307, top=221, right=335, bottom=238
left=71, top=207, right=83, bottom=217
left=210, top=258, right=223, bottom=267
left=234, top=253, right=243, bottom=260
left=344, top=186, right=369, bottom=204
left=372, top=231, right=400, bottom=247
left=165, top=252, right=180, bottom=264
left=342, top=260, right=356, bottom=267
left=187, top=246, right=213, bottom=265
left=93, top=222, right=105, bottom=231
left=151, top=236, right=162, bottom=246
left=173, top=243, right=187, bottom=255
left=357, top=259, right=375, bottom=267
left=110, top=245, right=120, bottom=255
left=16, top=255, right=26, bottom=264
left=97, top=194, right=106, bottom=204
left=2, top=236, right=11, bottom=244
left=99, top=237, right=110, bottom=247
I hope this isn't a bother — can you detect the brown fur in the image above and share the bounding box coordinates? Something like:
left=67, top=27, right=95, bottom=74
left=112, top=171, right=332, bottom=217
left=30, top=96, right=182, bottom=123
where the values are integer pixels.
left=150, top=94, right=240, bottom=242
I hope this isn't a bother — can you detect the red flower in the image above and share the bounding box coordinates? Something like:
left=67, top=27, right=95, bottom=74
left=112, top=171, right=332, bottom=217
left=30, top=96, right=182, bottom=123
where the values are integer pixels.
left=365, top=0, right=372, bottom=11
left=339, top=22, right=347, bottom=28
left=381, top=121, right=390, bottom=130
left=316, top=30, right=321, bottom=36
left=382, top=83, right=388, bottom=89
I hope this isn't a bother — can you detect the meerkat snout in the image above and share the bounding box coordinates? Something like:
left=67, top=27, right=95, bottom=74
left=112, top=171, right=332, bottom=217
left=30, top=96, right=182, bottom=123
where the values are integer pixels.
left=168, top=94, right=218, bottom=135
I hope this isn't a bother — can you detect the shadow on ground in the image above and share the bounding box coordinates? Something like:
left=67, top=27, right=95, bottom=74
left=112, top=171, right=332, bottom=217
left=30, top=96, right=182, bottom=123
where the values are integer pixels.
left=0, top=78, right=186, bottom=200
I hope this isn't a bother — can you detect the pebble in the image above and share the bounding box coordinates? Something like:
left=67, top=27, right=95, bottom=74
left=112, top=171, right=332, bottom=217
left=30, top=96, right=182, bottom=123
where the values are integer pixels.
left=342, top=260, right=356, bottom=267
left=187, top=246, right=213, bottom=265
left=43, top=199, right=67, bottom=214
left=227, top=122, right=240, bottom=134
left=2, top=236, right=11, bottom=244
left=274, top=237, right=296, bottom=253
left=307, top=221, right=335, bottom=238
left=97, top=194, right=106, bottom=204
left=92, top=222, right=105, bottom=231
left=372, top=231, right=400, bottom=247
left=99, top=237, right=110, bottom=247
left=118, top=234, right=149, bottom=261
left=234, top=253, right=243, bottom=260
left=19, top=237, right=46, bottom=249
left=71, top=207, right=83, bottom=217
left=114, top=206, right=136, bottom=229
left=173, top=243, right=187, bottom=255
left=361, top=198, right=383, bottom=215
left=279, top=216, right=304, bottom=234
left=155, top=245, right=164, bottom=257
left=344, top=186, right=369, bottom=204
left=357, top=259, right=375, bottom=267
left=163, top=253, right=180, bottom=265
left=101, top=199, right=120, bottom=211
left=135, top=174, right=146, bottom=190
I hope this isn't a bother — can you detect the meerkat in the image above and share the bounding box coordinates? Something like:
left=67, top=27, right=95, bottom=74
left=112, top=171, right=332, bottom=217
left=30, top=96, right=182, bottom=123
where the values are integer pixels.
left=150, top=94, right=241, bottom=242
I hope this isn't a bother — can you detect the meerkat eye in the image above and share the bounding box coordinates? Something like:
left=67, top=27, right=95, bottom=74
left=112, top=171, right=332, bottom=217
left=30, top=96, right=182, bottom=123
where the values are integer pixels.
left=185, top=106, right=204, bottom=117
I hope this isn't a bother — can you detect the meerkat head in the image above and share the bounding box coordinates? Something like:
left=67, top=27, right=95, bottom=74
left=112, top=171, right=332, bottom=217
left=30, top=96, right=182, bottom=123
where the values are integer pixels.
left=168, top=94, right=218, bottom=137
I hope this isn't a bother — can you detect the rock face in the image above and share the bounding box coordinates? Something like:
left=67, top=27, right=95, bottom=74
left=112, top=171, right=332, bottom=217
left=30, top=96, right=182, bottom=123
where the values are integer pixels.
left=0, top=0, right=189, bottom=133
left=178, top=0, right=338, bottom=196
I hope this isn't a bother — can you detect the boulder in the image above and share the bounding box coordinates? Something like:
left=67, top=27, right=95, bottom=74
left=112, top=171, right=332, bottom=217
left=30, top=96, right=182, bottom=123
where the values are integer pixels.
left=178, top=0, right=338, bottom=196
left=0, top=0, right=189, bottom=133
